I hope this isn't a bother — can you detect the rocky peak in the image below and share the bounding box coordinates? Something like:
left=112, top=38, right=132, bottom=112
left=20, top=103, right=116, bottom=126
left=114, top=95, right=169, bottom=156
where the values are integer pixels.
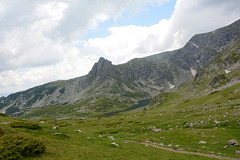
left=84, top=57, right=116, bottom=87
left=95, top=57, right=113, bottom=71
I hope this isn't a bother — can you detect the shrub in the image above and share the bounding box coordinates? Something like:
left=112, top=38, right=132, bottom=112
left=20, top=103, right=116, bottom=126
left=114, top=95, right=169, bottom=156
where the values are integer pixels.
left=0, top=128, right=4, bottom=136
left=0, top=134, right=46, bottom=159
left=10, top=121, right=41, bottom=129
left=0, top=113, right=8, bottom=117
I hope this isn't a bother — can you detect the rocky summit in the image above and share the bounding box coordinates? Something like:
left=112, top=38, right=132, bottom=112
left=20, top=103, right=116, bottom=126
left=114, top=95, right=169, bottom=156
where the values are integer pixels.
left=0, top=19, right=240, bottom=118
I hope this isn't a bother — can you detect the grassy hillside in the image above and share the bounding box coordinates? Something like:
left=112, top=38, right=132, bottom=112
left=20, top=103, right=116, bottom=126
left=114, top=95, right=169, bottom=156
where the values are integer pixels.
left=21, top=96, right=134, bottom=120
left=1, top=82, right=239, bottom=159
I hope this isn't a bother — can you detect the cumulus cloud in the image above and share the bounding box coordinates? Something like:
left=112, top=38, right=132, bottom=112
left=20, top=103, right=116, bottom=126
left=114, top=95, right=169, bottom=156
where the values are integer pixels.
left=82, top=0, right=240, bottom=64
left=0, top=47, right=96, bottom=95
left=81, top=19, right=171, bottom=64
left=0, top=0, right=167, bottom=71
left=0, top=0, right=240, bottom=96
left=49, top=0, right=168, bottom=41
left=168, top=0, right=240, bottom=46
left=0, top=1, right=68, bottom=72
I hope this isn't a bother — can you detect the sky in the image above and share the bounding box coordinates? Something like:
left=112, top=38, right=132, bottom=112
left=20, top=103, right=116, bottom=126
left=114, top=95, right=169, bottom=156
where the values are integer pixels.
left=0, top=0, right=240, bottom=97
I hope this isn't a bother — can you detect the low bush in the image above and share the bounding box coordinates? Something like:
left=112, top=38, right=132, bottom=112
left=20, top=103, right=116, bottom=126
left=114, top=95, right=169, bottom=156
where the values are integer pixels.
left=10, top=121, right=41, bottom=129
left=0, top=113, right=8, bottom=117
left=0, top=134, right=46, bottom=159
left=0, top=128, right=4, bottom=136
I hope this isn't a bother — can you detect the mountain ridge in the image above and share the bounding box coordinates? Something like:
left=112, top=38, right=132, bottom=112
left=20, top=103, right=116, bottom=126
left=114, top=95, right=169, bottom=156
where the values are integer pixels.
left=1, top=19, right=240, bottom=117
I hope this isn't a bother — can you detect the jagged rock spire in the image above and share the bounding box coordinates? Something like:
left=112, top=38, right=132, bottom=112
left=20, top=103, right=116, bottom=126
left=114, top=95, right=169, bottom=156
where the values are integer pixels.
left=84, top=57, right=116, bottom=87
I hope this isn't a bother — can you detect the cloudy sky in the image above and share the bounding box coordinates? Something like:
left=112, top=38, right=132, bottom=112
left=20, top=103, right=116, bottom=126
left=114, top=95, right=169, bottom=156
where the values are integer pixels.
left=0, top=0, right=240, bottom=97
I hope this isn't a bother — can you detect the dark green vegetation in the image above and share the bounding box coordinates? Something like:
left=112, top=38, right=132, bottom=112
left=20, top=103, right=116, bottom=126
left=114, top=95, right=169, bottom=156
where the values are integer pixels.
left=0, top=134, right=45, bottom=160
left=10, top=121, right=41, bottom=129
left=0, top=115, right=45, bottom=159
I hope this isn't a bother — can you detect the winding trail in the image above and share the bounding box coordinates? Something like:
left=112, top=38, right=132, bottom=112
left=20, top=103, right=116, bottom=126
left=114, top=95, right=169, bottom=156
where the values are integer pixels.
left=127, top=140, right=239, bottom=160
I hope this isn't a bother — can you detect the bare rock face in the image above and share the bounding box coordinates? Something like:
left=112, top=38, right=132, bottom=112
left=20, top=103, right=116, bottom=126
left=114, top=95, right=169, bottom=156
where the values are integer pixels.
left=84, top=57, right=117, bottom=87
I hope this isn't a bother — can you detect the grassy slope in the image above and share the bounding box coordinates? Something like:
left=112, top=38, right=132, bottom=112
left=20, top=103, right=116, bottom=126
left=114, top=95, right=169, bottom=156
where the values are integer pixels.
left=0, top=116, right=215, bottom=160
left=22, top=96, right=133, bottom=120
left=1, top=82, right=239, bottom=159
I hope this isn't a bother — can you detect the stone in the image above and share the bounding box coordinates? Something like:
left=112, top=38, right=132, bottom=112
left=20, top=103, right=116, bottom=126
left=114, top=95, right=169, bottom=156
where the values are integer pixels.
left=228, top=139, right=240, bottom=146
left=54, top=132, right=61, bottom=135
left=214, top=120, right=220, bottom=124
left=148, top=126, right=162, bottom=133
left=108, top=136, right=115, bottom=141
left=199, top=140, right=206, bottom=144
left=236, top=151, right=240, bottom=154
left=222, top=120, right=229, bottom=123
left=52, top=126, right=57, bottom=130
left=145, top=140, right=152, bottom=144
left=159, top=143, right=164, bottom=147
left=178, top=148, right=184, bottom=151
left=189, top=123, right=194, bottom=128
left=75, top=130, right=82, bottom=133
left=111, top=142, right=119, bottom=147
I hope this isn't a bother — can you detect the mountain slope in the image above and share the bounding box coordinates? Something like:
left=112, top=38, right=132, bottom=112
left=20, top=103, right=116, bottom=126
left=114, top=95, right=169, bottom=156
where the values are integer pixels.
left=148, top=36, right=240, bottom=110
left=1, top=19, right=240, bottom=117
left=178, top=38, right=240, bottom=99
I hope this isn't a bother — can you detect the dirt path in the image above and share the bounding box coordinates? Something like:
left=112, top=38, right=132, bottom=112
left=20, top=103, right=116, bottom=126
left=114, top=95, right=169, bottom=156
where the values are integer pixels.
left=127, top=140, right=239, bottom=160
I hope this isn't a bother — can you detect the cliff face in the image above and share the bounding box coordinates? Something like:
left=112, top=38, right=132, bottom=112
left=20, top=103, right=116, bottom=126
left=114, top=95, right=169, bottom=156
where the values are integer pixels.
left=84, top=57, right=117, bottom=87
left=1, top=19, right=240, bottom=117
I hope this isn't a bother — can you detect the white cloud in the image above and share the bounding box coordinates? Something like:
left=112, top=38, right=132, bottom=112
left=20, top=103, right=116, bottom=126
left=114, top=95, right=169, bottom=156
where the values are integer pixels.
left=82, top=19, right=171, bottom=64
left=0, top=47, right=95, bottom=95
left=0, top=1, right=68, bottom=71
left=81, top=0, right=240, bottom=65
left=49, top=0, right=168, bottom=41
left=0, top=0, right=240, bottom=96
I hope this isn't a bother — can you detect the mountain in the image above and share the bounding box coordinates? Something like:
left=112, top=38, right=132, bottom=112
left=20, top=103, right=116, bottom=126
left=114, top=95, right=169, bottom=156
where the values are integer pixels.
left=148, top=35, right=240, bottom=109
left=1, top=19, right=240, bottom=117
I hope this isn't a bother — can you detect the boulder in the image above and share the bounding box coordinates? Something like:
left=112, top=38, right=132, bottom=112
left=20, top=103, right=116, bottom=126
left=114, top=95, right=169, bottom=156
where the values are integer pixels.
left=199, top=140, right=206, bottom=144
left=111, top=142, right=119, bottom=147
left=52, top=126, right=57, bottom=130
left=108, top=136, right=115, bottom=141
left=54, top=132, right=61, bottom=135
left=148, top=126, right=162, bottom=133
left=189, top=123, right=195, bottom=128
left=228, top=139, right=240, bottom=146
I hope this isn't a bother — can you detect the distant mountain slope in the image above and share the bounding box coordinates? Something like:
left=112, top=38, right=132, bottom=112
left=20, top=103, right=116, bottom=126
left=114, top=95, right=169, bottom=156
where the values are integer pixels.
left=1, top=19, right=240, bottom=117
left=178, top=38, right=240, bottom=98
left=149, top=37, right=240, bottom=110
